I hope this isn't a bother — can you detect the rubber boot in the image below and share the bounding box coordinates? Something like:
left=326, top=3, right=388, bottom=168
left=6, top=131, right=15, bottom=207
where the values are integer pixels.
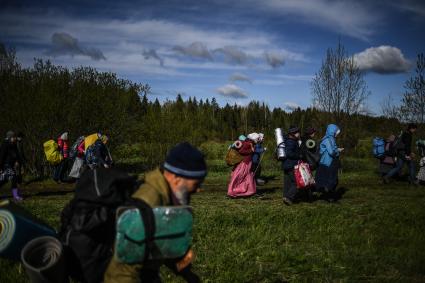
left=12, top=188, right=23, bottom=202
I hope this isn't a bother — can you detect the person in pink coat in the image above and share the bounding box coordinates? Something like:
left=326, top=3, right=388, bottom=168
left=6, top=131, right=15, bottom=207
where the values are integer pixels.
left=227, top=138, right=256, bottom=198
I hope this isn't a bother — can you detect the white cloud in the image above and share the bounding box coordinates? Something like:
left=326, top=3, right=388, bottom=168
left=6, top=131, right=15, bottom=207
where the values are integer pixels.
left=391, top=0, right=425, bottom=17
left=353, top=46, right=411, bottom=74
left=216, top=84, right=248, bottom=98
left=258, top=0, right=379, bottom=40
left=229, top=73, right=253, bottom=83
left=284, top=102, right=301, bottom=111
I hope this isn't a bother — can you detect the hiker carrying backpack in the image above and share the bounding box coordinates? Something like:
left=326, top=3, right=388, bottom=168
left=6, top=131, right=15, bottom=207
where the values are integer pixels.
left=59, top=168, right=140, bottom=283
left=60, top=167, right=200, bottom=283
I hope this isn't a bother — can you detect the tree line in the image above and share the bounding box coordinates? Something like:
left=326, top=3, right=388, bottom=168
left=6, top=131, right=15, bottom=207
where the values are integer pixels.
left=0, top=43, right=422, bottom=176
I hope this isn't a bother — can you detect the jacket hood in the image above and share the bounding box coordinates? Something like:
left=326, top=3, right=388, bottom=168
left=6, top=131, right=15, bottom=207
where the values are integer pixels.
left=325, top=124, right=340, bottom=137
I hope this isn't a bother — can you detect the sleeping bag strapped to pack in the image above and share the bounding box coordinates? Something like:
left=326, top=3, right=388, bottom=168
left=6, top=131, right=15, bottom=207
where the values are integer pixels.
left=43, top=140, right=62, bottom=165
left=69, top=136, right=85, bottom=159
left=225, top=148, right=244, bottom=167
left=372, top=137, right=385, bottom=159
left=115, top=205, right=193, bottom=264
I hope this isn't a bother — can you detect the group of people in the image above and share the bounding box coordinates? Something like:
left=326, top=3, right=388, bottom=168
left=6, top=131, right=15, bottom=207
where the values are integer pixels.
left=227, top=124, right=344, bottom=205
left=379, top=123, right=423, bottom=185
left=0, top=130, right=113, bottom=202
left=281, top=124, right=344, bottom=204
left=52, top=131, right=113, bottom=184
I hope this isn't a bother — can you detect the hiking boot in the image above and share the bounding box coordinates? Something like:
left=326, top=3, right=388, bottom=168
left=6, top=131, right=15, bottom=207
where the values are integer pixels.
left=256, top=178, right=266, bottom=186
left=409, top=179, right=420, bottom=187
left=283, top=197, right=293, bottom=206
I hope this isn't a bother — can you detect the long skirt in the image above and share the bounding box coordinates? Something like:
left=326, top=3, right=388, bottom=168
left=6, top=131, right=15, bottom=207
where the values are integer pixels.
left=315, top=159, right=339, bottom=192
left=227, top=160, right=256, bottom=197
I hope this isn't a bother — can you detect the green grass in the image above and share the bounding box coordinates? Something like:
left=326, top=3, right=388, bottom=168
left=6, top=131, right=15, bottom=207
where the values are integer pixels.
left=1, top=158, right=425, bottom=282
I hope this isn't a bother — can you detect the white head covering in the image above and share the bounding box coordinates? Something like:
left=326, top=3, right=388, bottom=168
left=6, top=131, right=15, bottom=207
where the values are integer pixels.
left=258, top=133, right=264, bottom=142
left=60, top=132, right=69, bottom=141
left=247, top=132, right=260, bottom=143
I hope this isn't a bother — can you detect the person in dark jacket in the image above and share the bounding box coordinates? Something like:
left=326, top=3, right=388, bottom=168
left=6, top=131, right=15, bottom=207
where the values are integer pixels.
left=383, top=123, right=418, bottom=185
left=86, top=135, right=113, bottom=169
left=300, top=127, right=319, bottom=171
left=379, top=134, right=397, bottom=176
left=16, top=132, right=26, bottom=184
left=282, top=126, right=302, bottom=205
left=0, top=131, right=24, bottom=201
left=250, top=133, right=266, bottom=185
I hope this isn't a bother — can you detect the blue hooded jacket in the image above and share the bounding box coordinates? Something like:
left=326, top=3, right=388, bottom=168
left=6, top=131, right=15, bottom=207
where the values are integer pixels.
left=319, top=124, right=340, bottom=167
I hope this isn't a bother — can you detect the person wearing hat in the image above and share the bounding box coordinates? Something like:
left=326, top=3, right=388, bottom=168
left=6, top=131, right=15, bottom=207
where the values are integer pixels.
left=104, top=142, right=207, bottom=283
left=282, top=126, right=302, bottom=205
left=0, top=131, right=24, bottom=201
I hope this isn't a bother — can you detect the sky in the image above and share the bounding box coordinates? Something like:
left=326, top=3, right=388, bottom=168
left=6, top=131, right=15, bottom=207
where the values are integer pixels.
left=1, top=0, right=424, bottom=114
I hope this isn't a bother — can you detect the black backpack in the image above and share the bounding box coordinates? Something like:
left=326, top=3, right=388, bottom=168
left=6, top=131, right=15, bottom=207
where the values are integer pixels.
left=59, top=168, right=154, bottom=283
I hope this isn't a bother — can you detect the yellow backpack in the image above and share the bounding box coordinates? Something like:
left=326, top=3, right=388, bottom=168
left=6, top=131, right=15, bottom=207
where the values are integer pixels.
left=84, top=133, right=100, bottom=151
left=43, top=140, right=63, bottom=165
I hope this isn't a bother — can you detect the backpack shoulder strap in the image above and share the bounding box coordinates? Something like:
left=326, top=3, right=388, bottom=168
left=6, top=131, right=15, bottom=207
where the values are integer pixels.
left=126, top=198, right=156, bottom=262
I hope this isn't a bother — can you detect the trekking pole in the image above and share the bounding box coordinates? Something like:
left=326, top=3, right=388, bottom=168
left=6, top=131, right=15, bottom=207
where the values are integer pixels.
left=253, top=152, right=265, bottom=175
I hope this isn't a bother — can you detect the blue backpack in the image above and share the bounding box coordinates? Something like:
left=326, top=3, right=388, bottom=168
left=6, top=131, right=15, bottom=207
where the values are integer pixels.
left=373, top=137, right=385, bottom=158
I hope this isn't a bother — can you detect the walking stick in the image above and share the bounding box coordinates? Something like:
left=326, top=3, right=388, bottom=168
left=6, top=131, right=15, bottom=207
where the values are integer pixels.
left=253, top=151, right=265, bottom=175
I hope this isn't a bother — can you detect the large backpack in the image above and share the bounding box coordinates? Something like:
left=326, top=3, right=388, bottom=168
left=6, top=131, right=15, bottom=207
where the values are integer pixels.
left=43, top=139, right=63, bottom=165
left=372, top=137, right=385, bottom=159
left=59, top=169, right=196, bottom=283
left=69, top=136, right=85, bottom=159
left=225, top=148, right=244, bottom=167
left=59, top=168, right=145, bottom=283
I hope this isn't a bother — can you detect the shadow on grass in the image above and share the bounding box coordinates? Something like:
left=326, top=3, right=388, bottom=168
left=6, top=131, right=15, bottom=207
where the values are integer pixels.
left=32, top=190, right=75, bottom=197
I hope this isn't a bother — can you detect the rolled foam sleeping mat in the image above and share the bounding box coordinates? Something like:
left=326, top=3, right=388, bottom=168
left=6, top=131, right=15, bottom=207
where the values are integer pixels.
left=0, top=200, right=56, bottom=260
left=115, top=206, right=193, bottom=264
left=21, top=236, right=69, bottom=283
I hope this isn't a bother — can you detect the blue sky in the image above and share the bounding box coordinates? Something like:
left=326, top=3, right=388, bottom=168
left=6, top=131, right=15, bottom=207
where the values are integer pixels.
left=1, top=0, right=424, bottom=114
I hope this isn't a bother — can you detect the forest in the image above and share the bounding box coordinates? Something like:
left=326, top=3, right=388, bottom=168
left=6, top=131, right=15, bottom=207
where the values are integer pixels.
left=0, top=43, right=422, bottom=176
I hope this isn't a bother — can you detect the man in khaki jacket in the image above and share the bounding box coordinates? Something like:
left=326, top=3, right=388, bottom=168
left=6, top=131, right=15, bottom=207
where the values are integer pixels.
left=104, top=142, right=207, bottom=283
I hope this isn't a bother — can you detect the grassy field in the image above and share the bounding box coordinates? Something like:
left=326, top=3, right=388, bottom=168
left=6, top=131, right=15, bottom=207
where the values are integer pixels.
left=1, top=158, right=425, bottom=282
